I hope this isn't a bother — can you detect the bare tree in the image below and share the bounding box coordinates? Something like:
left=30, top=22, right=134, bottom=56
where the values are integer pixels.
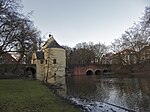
left=111, top=6, right=150, bottom=65
left=75, top=42, right=88, bottom=49
left=110, top=38, right=126, bottom=65
left=62, top=45, right=72, bottom=71
left=70, top=47, right=95, bottom=65
left=92, top=42, right=108, bottom=63
left=111, top=38, right=124, bottom=53
left=0, top=0, right=21, bottom=55
left=140, top=6, right=150, bottom=37
left=67, top=42, right=108, bottom=65
left=0, top=0, right=41, bottom=65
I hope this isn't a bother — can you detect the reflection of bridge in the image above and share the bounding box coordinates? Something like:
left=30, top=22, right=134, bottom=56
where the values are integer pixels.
left=72, top=64, right=111, bottom=75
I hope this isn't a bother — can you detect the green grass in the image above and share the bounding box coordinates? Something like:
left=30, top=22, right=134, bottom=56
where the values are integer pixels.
left=0, top=79, right=80, bottom=112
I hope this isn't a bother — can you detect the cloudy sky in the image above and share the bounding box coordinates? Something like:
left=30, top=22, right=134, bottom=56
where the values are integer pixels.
left=22, top=0, right=149, bottom=47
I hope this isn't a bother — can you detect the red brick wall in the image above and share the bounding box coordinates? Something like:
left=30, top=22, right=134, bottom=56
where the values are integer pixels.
left=72, top=64, right=111, bottom=75
left=72, top=64, right=100, bottom=75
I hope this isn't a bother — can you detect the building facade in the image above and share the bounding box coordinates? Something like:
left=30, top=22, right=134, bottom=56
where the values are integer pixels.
left=31, top=35, right=66, bottom=83
left=0, top=53, right=17, bottom=64
left=110, top=49, right=137, bottom=65
left=140, top=45, right=150, bottom=63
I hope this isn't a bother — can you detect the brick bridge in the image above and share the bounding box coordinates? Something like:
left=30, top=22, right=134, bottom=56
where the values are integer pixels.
left=72, top=64, right=111, bottom=75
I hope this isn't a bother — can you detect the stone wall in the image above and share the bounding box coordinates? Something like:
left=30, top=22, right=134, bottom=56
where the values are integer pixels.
left=0, top=64, right=36, bottom=79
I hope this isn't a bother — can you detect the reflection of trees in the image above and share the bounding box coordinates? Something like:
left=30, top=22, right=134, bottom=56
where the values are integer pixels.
left=95, top=80, right=110, bottom=102
left=66, top=76, right=96, bottom=98
left=66, top=76, right=150, bottom=111
left=101, top=78, right=150, bottom=111
left=124, top=79, right=150, bottom=111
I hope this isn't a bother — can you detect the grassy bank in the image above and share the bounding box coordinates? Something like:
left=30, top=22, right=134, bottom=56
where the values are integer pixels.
left=0, top=79, right=80, bottom=112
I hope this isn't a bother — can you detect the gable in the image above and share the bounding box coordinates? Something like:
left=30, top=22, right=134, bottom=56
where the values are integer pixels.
left=43, top=35, right=64, bottom=50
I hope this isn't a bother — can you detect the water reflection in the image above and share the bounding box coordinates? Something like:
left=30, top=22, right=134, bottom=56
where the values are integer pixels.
left=65, top=75, right=150, bottom=112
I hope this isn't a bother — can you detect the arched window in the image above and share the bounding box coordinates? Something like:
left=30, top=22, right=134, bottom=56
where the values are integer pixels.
left=103, top=69, right=108, bottom=74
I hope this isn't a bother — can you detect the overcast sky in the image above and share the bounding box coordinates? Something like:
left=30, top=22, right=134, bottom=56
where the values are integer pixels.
left=22, top=0, right=149, bottom=47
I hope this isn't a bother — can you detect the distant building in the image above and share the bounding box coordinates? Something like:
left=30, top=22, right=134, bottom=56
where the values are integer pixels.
left=140, top=44, right=150, bottom=63
left=31, top=35, right=66, bottom=83
left=101, top=53, right=113, bottom=64
left=110, top=49, right=137, bottom=65
left=0, top=53, right=17, bottom=64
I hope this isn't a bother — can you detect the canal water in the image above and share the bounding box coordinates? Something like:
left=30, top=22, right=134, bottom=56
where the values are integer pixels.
left=58, top=75, right=150, bottom=112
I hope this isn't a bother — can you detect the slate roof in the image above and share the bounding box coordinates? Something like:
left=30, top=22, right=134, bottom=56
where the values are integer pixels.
left=36, top=51, right=44, bottom=60
left=47, top=39, right=64, bottom=49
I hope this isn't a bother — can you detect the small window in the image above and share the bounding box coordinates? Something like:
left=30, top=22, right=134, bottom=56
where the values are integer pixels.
left=40, top=60, right=44, bottom=64
left=45, top=60, right=47, bottom=64
left=54, top=73, right=56, bottom=81
left=53, top=59, right=56, bottom=64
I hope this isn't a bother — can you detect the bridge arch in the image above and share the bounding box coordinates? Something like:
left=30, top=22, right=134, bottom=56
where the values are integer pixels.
left=103, top=69, right=109, bottom=74
left=86, top=70, right=94, bottom=75
left=24, top=67, right=36, bottom=78
left=95, top=69, right=101, bottom=75
left=72, top=64, right=111, bottom=76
